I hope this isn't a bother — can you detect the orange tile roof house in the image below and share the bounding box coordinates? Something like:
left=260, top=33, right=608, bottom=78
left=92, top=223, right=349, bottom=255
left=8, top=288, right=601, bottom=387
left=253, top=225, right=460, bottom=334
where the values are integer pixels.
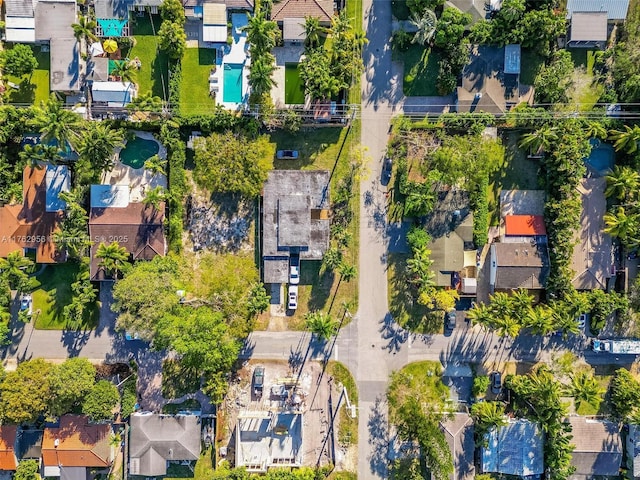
left=0, top=165, right=69, bottom=263
left=0, top=426, right=18, bottom=471
left=42, top=415, right=113, bottom=478
left=504, top=215, right=547, bottom=237
left=271, top=0, right=333, bottom=23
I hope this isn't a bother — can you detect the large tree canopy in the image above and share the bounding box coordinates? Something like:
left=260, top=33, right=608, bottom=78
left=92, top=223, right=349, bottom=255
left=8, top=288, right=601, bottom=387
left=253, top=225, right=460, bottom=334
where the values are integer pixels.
left=193, top=132, right=272, bottom=197
left=49, top=358, right=97, bottom=416
left=0, top=359, right=52, bottom=424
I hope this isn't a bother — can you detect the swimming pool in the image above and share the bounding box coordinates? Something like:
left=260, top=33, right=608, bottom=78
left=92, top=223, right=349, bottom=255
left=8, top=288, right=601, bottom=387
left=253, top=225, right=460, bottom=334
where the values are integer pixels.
left=584, top=139, right=614, bottom=177
left=120, top=136, right=160, bottom=169
left=223, top=64, right=243, bottom=103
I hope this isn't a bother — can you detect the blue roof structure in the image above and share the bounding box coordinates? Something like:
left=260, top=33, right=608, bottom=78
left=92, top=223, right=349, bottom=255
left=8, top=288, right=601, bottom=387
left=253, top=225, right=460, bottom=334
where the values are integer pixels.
left=566, top=0, right=630, bottom=20
left=504, top=44, right=521, bottom=75
left=45, top=165, right=70, bottom=212
left=481, top=419, right=544, bottom=477
left=97, top=18, right=128, bottom=37
left=90, top=185, right=130, bottom=208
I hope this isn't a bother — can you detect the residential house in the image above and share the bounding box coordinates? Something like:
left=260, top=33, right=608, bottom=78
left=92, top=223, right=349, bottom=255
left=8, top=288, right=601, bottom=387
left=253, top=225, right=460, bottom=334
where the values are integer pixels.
left=42, top=415, right=113, bottom=478
left=568, top=417, right=622, bottom=479
left=489, top=242, right=550, bottom=292
left=481, top=419, right=544, bottom=477
left=440, top=413, right=475, bottom=480
left=571, top=178, right=614, bottom=291
left=91, top=82, right=137, bottom=107
left=422, top=190, right=476, bottom=292
left=0, top=426, right=18, bottom=472
left=184, top=0, right=254, bottom=20
left=566, top=0, right=630, bottom=48
left=16, top=428, right=43, bottom=461
left=262, top=170, right=330, bottom=284
left=129, top=414, right=201, bottom=477
left=35, top=0, right=80, bottom=93
left=444, top=0, right=502, bottom=24
left=271, top=0, right=334, bottom=45
left=627, top=423, right=640, bottom=479
left=0, top=165, right=69, bottom=264
left=89, top=185, right=166, bottom=281
left=4, top=0, right=36, bottom=42
left=94, top=0, right=161, bottom=18
left=201, top=3, right=228, bottom=43
left=235, top=411, right=303, bottom=472
left=456, top=45, right=534, bottom=114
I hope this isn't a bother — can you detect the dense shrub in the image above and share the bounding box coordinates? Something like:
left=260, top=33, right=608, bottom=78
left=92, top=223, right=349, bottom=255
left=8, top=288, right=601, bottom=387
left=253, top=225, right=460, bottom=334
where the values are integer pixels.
left=471, top=176, right=489, bottom=247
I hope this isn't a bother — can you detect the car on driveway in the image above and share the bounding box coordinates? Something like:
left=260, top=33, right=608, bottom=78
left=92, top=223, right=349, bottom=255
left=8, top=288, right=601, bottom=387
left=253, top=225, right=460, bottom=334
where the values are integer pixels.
left=490, top=371, right=502, bottom=394
left=253, top=366, right=265, bottom=398
left=289, top=256, right=300, bottom=285
left=445, top=310, right=456, bottom=331
left=20, top=294, right=32, bottom=315
left=381, top=157, right=393, bottom=185
left=288, top=285, right=298, bottom=310
left=277, top=150, right=299, bottom=160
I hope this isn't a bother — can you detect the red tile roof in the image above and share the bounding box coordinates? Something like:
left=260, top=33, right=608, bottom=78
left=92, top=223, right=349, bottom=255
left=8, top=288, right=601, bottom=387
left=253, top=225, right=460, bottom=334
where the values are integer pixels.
left=271, top=0, right=333, bottom=23
left=505, top=215, right=546, bottom=236
left=42, top=416, right=112, bottom=468
left=0, top=426, right=18, bottom=471
left=0, top=167, right=64, bottom=263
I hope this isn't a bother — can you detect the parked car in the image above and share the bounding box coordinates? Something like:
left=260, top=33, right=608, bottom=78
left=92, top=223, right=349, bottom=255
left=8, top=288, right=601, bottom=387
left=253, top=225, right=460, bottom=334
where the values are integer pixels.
left=381, top=157, right=393, bottom=184
left=445, top=310, right=456, bottom=331
left=288, top=285, right=298, bottom=310
left=19, top=294, right=32, bottom=316
left=277, top=150, right=299, bottom=160
left=490, top=371, right=502, bottom=394
left=576, top=313, right=588, bottom=330
left=253, top=366, right=265, bottom=397
left=289, top=256, right=300, bottom=285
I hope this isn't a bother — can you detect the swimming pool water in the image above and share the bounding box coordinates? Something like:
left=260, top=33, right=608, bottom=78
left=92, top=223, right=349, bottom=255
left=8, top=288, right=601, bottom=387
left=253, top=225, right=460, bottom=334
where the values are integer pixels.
left=120, top=136, right=160, bottom=169
left=584, top=139, right=614, bottom=177
left=223, top=64, right=243, bottom=103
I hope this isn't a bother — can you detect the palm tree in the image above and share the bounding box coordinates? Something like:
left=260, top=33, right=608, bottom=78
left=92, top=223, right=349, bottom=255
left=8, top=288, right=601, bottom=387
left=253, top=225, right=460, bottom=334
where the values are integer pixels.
left=605, top=165, right=640, bottom=201
left=32, top=94, right=82, bottom=148
left=489, top=292, right=514, bottom=320
left=144, top=155, right=167, bottom=175
left=71, top=14, right=98, bottom=57
left=303, top=16, right=326, bottom=48
left=142, top=186, right=166, bottom=210
left=0, top=251, right=34, bottom=289
left=583, top=121, right=608, bottom=140
left=75, top=123, right=125, bottom=176
left=243, top=11, right=280, bottom=56
left=609, top=125, right=640, bottom=153
left=321, top=247, right=343, bottom=273
left=524, top=305, right=555, bottom=335
left=338, top=262, right=357, bottom=282
left=127, top=92, right=163, bottom=113
left=19, top=144, right=62, bottom=169
left=604, top=206, right=638, bottom=241
left=510, top=288, right=533, bottom=314
left=248, top=55, right=277, bottom=99
left=470, top=401, right=507, bottom=437
left=495, top=315, right=521, bottom=338
left=304, top=311, right=338, bottom=341
left=111, top=60, right=137, bottom=85
left=95, top=242, right=130, bottom=280
left=568, top=371, right=604, bottom=409
left=409, top=9, right=437, bottom=45
left=466, top=303, right=494, bottom=329
left=518, top=126, right=558, bottom=154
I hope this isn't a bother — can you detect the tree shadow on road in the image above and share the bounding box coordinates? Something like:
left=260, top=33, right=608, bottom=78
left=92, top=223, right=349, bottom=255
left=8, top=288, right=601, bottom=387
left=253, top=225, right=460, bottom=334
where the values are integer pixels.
left=367, top=395, right=390, bottom=478
left=379, top=313, right=409, bottom=354
left=60, top=329, right=91, bottom=357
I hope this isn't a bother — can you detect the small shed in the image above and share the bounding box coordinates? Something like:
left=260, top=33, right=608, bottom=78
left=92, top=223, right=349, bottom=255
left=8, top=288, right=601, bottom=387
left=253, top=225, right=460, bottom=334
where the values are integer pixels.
left=202, top=3, right=227, bottom=43
left=91, top=81, right=135, bottom=106
left=503, top=44, right=521, bottom=75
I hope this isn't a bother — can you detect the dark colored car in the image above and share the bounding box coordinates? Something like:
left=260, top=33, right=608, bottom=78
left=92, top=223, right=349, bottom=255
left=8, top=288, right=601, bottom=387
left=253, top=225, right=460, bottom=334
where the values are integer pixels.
left=491, top=371, right=502, bottom=394
left=277, top=150, right=299, bottom=160
left=381, top=157, right=393, bottom=185
left=445, top=310, right=456, bottom=331
left=253, top=366, right=265, bottom=397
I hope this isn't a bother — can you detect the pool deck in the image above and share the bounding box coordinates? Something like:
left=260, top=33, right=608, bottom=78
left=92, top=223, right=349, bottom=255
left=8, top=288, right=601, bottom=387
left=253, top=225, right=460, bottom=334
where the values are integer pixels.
left=104, top=131, right=168, bottom=204
left=210, top=13, right=250, bottom=110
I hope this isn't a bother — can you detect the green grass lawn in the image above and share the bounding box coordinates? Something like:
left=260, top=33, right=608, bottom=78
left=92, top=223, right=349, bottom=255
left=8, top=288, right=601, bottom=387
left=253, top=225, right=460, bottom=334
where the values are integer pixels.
left=129, top=14, right=169, bottom=99
left=487, top=131, right=542, bottom=226
left=327, top=361, right=358, bottom=447
left=568, top=48, right=603, bottom=111
left=180, top=48, right=216, bottom=115
left=388, top=361, right=449, bottom=415
left=402, top=45, right=441, bottom=97
left=284, top=63, right=305, bottom=104
left=5, top=45, right=50, bottom=105
left=32, top=263, right=99, bottom=330
left=520, top=49, right=545, bottom=86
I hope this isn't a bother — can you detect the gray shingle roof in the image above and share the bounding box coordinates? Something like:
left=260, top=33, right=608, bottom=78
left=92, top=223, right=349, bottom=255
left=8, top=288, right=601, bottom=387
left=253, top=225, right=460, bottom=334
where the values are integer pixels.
left=129, top=414, right=201, bottom=477
left=566, top=0, right=630, bottom=20
left=568, top=417, right=622, bottom=477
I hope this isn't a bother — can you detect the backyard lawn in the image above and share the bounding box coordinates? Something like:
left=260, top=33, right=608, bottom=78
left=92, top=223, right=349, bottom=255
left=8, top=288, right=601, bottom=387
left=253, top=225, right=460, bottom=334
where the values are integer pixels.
left=284, top=63, right=305, bottom=104
left=32, top=263, right=99, bottom=330
left=180, top=48, right=216, bottom=115
left=568, top=48, right=603, bottom=111
left=487, top=131, right=541, bottom=226
left=129, top=14, right=169, bottom=99
left=402, top=45, right=441, bottom=97
left=5, top=45, right=50, bottom=105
